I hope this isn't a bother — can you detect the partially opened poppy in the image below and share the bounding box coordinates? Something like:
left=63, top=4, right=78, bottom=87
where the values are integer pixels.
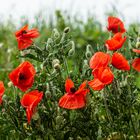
left=0, top=81, right=5, bottom=105
left=9, top=61, right=36, bottom=92
left=59, top=79, right=89, bottom=109
left=89, top=52, right=111, bottom=70
left=105, top=33, right=126, bottom=51
left=21, top=90, right=43, bottom=123
left=15, top=24, right=39, bottom=50
left=88, top=67, right=114, bottom=91
left=107, top=16, right=126, bottom=34
left=111, top=52, right=130, bottom=71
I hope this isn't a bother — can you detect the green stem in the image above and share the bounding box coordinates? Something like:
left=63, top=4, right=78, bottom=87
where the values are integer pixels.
left=63, top=56, right=69, bottom=77
left=103, top=89, right=112, bottom=123
left=129, top=110, right=138, bottom=140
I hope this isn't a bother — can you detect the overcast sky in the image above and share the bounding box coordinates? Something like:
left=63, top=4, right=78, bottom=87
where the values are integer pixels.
left=0, top=0, right=140, bottom=25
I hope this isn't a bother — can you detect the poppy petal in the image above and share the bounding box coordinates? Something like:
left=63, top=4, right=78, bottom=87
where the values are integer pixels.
left=15, top=25, right=39, bottom=50
left=15, top=25, right=28, bottom=37
left=88, top=79, right=105, bottom=91
left=107, top=16, right=126, bottom=33
left=105, top=33, right=126, bottom=51
left=132, top=49, right=140, bottom=54
left=132, top=58, right=140, bottom=72
left=0, top=81, right=5, bottom=96
left=92, top=67, right=114, bottom=85
left=65, top=79, right=74, bottom=93
left=9, top=61, right=36, bottom=92
left=90, top=52, right=111, bottom=69
left=75, top=81, right=88, bottom=95
left=59, top=93, right=86, bottom=109
left=111, top=52, right=130, bottom=71
left=21, top=90, right=43, bottom=123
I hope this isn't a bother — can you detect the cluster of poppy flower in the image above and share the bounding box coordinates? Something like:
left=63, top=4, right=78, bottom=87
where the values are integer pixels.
left=0, top=16, right=139, bottom=123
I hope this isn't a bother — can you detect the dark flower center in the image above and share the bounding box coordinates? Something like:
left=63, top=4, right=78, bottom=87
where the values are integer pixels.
left=19, top=73, right=26, bottom=80
left=22, top=30, right=27, bottom=35
left=70, top=87, right=76, bottom=93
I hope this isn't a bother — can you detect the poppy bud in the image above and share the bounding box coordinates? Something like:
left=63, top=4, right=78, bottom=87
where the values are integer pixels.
left=46, top=38, right=53, bottom=50
left=64, top=27, right=70, bottom=33
left=52, top=59, right=60, bottom=70
left=136, top=41, right=140, bottom=48
left=45, top=90, right=51, bottom=98
left=53, top=28, right=60, bottom=39
left=68, top=49, right=75, bottom=56
left=85, top=44, right=92, bottom=59
left=53, top=63, right=61, bottom=70
left=7, top=81, right=13, bottom=87
left=52, top=59, right=60, bottom=67
left=83, top=59, right=89, bottom=69
left=85, top=51, right=92, bottom=59
left=136, top=36, right=140, bottom=48
left=60, top=32, right=66, bottom=43
left=137, top=36, right=140, bottom=42
left=86, top=44, right=92, bottom=52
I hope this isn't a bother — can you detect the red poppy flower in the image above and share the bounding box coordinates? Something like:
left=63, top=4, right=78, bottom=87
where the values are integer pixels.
left=9, top=61, right=36, bottom=92
left=21, top=90, right=43, bottom=123
left=89, top=52, right=111, bottom=70
left=105, top=33, right=126, bottom=51
left=88, top=67, right=114, bottom=90
left=0, top=81, right=5, bottom=105
left=15, top=25, right=39, bottom=50
left=59, top=79, right=89, bottom=109
left=111, top=52, right=130, bottom=71
left=107, top=16, right=126, bottom=34
left=132, top=58, right=140, bottom=72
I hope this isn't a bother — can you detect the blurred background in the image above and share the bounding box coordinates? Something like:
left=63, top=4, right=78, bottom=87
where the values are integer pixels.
left=0, top=0, right=140, bottom=26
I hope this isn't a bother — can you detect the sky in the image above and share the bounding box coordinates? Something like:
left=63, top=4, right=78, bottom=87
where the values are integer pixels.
left=0, top=0, right=140, bottom=26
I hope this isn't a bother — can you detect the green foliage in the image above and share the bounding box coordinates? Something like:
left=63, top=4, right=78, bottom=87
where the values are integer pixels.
left=0, top=11, right=140, bottom=140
